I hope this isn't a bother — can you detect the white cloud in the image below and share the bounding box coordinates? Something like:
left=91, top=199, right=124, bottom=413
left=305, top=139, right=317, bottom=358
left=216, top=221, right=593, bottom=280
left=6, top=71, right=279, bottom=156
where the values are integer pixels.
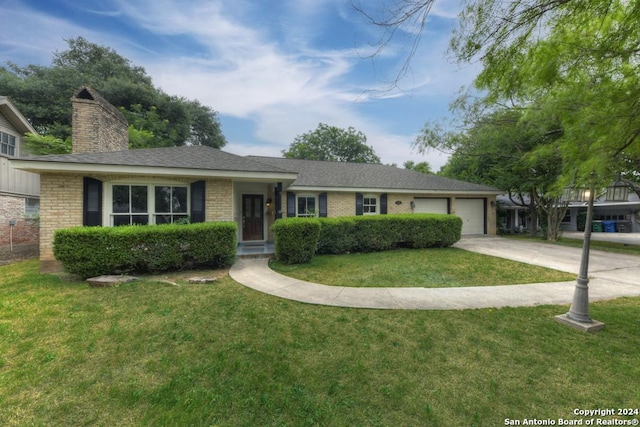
left=2, top=0, right=469, bottom=169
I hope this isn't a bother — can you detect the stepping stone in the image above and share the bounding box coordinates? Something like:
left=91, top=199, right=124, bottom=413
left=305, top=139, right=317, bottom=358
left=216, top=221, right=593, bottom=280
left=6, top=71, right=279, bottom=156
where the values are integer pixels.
left=87, top=275, right=138, bottom=288
left=188, top=277, right=217, bottom=284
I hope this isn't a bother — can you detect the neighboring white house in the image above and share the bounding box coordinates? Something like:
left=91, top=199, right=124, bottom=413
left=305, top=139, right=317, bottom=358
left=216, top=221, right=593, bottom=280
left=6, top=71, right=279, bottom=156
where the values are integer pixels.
left=0, top=96, right=40, bottom=261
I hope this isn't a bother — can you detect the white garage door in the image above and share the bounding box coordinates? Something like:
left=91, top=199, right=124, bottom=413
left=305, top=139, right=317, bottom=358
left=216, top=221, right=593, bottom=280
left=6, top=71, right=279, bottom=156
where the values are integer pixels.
left=413, top=198, right=448, bottom=214
left=456, top=199, right=486, bottom=235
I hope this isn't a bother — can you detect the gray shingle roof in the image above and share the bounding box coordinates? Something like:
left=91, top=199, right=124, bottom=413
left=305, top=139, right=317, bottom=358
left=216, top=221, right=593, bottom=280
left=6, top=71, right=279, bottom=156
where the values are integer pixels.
left=20, top=146, right=292, bottom=173
left=17, top=144, right=499, bottom=192
left=248, top=156, right=499, bottom=192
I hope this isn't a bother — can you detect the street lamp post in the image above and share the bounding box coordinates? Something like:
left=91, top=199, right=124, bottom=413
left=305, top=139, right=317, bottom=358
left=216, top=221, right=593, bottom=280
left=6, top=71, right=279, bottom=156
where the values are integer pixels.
left=555, top=185, right=605, bottom=332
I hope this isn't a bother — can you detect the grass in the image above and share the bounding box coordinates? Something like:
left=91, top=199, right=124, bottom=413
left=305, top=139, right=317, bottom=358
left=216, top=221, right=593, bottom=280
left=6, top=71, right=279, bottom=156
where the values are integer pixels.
left=270, top=247, right=576, bottom=287
left=2, top=259, right=639, bottom=426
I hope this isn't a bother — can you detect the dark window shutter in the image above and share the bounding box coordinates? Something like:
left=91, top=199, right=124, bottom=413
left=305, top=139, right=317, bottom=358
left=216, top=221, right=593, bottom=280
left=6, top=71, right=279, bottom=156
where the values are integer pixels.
left=355, top=193, right=363, bottom=216
left=275, top=182, right=282, bottom=219
left=319, top=192, right=328, bottom=217
left=190, top=180, right=206, bottom=223
left=83, top=177, right=102, bottom=226
left=286, top=192, right=296, bottom=217
left=380, top=193, right=388, bottom=215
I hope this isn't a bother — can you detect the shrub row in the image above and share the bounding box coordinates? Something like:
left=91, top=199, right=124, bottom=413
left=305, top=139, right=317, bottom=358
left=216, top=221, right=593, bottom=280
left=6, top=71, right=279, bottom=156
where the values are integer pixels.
left=270, top=217, right=321, bottom=264
left=272, top=214, right=462, bottom=264
left=53, top=222, right=237, bottom=279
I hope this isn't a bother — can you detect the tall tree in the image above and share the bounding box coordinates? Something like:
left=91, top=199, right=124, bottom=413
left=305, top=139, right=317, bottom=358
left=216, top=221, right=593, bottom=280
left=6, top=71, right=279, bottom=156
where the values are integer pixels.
left=403, top=160, right=432, bottom=174
left=0, top=37, right=227, bottom=149
left=283, top=123, right=381, bottom=163
left=420, top=108, right=566, bottom=239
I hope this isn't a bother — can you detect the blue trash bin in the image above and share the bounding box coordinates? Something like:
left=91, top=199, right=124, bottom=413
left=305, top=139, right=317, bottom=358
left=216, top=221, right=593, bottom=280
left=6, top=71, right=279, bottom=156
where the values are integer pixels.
left=603, top=220, right=616, bottom=233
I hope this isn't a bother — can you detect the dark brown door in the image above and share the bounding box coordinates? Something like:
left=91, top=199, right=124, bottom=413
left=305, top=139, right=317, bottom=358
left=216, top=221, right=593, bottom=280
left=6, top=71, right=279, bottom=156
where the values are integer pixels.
left=242, top=194, right=264, bottom=241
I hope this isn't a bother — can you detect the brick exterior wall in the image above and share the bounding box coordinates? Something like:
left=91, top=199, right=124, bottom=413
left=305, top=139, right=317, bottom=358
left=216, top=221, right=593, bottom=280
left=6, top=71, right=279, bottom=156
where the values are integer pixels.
left=207, top=179, right=233, bottom=221
left=37, top=173, right=235, bottom=271
left=38, top=174, right=83, bottom=268
left=71, top=95, right=128, bottom=154
left=0, top=194, right=39, bottom=262
left=281, top=190, right=497, bottom=235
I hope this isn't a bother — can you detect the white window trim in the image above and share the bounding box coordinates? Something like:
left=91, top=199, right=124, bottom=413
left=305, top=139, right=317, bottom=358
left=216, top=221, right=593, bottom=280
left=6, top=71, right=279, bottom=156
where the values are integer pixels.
left=363, top=193, right=379, bottom=215
left=104, top=179, right=190, bottom=226
left=296, top=193, right=318, bottom=217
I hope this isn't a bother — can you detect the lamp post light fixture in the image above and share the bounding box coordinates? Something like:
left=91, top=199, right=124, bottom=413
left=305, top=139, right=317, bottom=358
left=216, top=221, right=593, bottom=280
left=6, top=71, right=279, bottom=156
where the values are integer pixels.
left=555, top=184, right=605, bottom=332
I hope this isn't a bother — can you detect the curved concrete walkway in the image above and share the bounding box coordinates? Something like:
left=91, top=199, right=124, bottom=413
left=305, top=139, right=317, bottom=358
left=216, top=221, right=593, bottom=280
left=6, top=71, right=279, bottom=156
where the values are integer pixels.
left=229, top=237, right=640, bottom=310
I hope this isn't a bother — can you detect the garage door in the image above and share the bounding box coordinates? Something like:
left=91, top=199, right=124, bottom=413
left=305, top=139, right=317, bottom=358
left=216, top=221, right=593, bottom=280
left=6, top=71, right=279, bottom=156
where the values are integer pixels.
left=456, top=199, right=486, bottom=235
left=413, top=198, right=448, bottom=214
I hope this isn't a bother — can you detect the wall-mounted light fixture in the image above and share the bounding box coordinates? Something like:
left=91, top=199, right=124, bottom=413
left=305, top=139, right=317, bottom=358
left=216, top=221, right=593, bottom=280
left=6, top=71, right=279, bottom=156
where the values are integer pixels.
left=490, top=201, right=496, bottom=208
left=410, top=201, right=415, bottom=210
left=266, top=198, right=272, bottom=208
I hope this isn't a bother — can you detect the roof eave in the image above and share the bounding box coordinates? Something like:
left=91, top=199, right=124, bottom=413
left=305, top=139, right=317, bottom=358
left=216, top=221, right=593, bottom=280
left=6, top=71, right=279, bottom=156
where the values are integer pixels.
left=0, top=97, right=37, bottom=134
left=287, top=185, right=501, bottom=195
left=9, top=159, right=299, bottom=181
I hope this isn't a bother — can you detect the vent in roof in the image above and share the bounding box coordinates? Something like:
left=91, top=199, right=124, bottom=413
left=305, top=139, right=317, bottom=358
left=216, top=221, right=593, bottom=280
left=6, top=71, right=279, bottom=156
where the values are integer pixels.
left=75, top=87, right=95, bottom=100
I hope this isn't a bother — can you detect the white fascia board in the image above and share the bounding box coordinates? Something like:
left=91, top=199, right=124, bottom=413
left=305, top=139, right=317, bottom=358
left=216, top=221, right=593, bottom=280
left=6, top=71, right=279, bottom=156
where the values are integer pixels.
left=286, top=185, right=502, bottom=196
left=9, top=160, right=298, bottom=181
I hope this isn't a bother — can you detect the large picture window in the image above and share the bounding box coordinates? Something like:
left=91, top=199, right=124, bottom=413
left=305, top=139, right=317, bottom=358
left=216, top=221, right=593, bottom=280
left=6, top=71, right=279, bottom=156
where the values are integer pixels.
left=109, top=183, right=189, bottom=226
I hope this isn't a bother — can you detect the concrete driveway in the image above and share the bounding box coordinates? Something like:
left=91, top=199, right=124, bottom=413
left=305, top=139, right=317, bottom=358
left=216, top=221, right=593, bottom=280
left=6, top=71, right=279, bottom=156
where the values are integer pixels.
left=229, top=236, right=640, bottom=310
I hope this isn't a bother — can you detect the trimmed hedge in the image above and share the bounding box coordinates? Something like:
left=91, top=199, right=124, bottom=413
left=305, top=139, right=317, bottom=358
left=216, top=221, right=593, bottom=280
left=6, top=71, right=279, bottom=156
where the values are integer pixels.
left=53, top=222, right=237, bottom=279
left=274, top=214, right=463, bottom=263
left=271, top=217, right=321, bottom=264
left=319, top=214, right=462, bottom=254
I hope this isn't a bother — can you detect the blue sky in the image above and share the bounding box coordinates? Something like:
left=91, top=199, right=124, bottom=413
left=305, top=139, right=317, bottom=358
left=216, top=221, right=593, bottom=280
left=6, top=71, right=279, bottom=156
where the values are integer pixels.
left=1, top=0, right=478, bottom=170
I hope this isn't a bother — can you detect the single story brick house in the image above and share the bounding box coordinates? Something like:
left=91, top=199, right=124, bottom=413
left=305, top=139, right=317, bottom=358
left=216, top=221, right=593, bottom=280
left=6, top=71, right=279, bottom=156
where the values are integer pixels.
left=11, top=87, right=500, bottom=271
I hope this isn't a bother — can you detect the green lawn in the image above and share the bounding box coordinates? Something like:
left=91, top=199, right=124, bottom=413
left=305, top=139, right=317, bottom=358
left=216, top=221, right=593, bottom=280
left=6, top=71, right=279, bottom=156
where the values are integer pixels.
left=270, top=247, right=576, bottom=287
left=2, top=260, right=639, bottom=426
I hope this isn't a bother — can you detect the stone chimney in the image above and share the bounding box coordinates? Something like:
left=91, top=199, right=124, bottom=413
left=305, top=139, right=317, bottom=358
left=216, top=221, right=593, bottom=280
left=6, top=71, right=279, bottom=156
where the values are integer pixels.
left=71, top=86, right=129, bottom=154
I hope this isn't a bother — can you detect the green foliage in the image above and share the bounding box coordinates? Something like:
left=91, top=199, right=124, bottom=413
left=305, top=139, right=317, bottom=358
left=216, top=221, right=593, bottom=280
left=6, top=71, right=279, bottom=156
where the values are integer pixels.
left=282, top=214, right=462, bottom=263
left=282, top=122, right=381, bottom=163
left=451, top=0, right=640, bottom=188
left=53, top=222, right=237, bottom=278
left=403, top=160, right=432, bottom=174
left=271, top=218, right=321, bottom=264
left=23, top=133, right=71, bottom=155
left=0, top=37, right=226, bottom=149
left=327, top=214, right=461, bottom=254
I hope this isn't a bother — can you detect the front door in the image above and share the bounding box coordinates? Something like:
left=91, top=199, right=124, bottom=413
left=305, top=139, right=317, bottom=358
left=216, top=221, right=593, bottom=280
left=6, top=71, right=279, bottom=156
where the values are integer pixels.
left=242, top=194, right=264, bottom=241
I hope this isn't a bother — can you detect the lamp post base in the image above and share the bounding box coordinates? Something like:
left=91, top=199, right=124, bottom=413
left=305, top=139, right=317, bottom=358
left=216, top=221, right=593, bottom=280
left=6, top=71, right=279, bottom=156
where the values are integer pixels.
left=555, top=314, right=604, bottom=332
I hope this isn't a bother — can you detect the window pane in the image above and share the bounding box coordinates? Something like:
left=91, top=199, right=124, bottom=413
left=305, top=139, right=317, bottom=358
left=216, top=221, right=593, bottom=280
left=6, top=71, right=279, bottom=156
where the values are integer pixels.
left=173, top=215, right=188, bottom=223
left=155, top=186, right=171, bottom=213
left=131, top=186, right=147, bottom=213
left=298, top=198, right=307, bottom=214
left=25, top=198, right=40, bottom=215
left=172, top=187, right=187, bottom=213
left=132, top=215, right=149, bottom=225
left=113, top=185, right=130, bottom=213
left=113, top=215, right=130, bottom=226
left=156, top=214, right=171, bottom=225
